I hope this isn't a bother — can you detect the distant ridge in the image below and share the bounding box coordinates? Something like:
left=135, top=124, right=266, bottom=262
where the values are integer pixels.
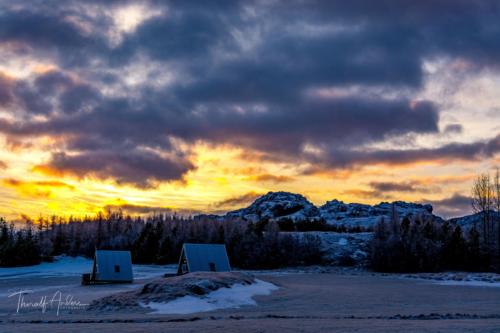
left=224, top=191, right=442, bottom=229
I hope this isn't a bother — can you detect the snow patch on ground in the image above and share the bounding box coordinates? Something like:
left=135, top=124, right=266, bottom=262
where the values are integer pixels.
left=435, top=280, right=500, bottom=288
left=401, top=272, right=500, bottom=288
left=0, top=256, right=174, bottom=280
left=0, top=256, right=91, bottom=280
left=142, top=279, right=278, bottom=314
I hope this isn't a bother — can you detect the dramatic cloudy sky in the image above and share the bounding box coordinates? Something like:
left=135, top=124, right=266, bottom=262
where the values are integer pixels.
left=0, top=0, right=499, bottom=220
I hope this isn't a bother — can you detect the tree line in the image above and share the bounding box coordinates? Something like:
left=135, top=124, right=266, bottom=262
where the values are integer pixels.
left=3, top=168, right=500, bottom=272
left=370, top=212, right=485, bottom=272
left=371, top=168, right=500, bottom=272
left=0, top=218, right=40, bottom=267
left=0, top=212, right=324, bottom=268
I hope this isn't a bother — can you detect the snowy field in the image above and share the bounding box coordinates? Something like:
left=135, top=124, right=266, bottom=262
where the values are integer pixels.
left=0, top=256, right=176, bottom=281
left=399, top=271, right=500, bottom=288
left=1, top=261, right=500, bottom=332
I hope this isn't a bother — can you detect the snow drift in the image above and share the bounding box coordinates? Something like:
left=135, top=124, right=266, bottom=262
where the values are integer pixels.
left=88, top=272, right=275, bottom=313
left=142, top=279, right=278, bottom=314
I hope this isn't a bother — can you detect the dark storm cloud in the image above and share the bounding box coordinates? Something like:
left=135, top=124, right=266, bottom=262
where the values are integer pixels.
left=1, top=1, right=500, bottom=186
left=118, top=3, right=233, bottom=62
left=424, top=193, right=472, bottom=218
left=287, top=0, right=500, bottom=67
left=164, top=98, right=440, bottom=155
left=0, top=91, right=441, bottom=161
left=0, top=73, right=14, bottom=106
left=367, top=180, right=436, bottom=197
left=102, top=201, right=200, bottom=215
left=432, top=193, right=471, bottom=209
left=135, top=0, right=500, bottom=106
left=103, top=203, right=173, bottom=215
left=314, top=134, right=500, bottom=169
left=35, top=150, right=194, bottom=188
left=0, top=89, right=171, bottom=150
left=169, top=31, right=423, bottom=106
left=443, top=124, right=463, bottom=134
left=251, top=174, right=295, bottom=184
left=369, top=181, right=419, bottom=193
left=1, top=69, right=440, bottom=149
left=2, top=178, right=74, bottom=190
left=213, top=191, right=262, bottom=208
left=0, top=10, right=86, bottom=47
left=0, top=8, right=111, bottom=67
left=13, top=70, right=102, bottom=115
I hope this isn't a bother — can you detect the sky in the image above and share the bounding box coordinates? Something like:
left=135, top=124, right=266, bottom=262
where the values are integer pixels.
left=0, top=0, right=499, bottom=221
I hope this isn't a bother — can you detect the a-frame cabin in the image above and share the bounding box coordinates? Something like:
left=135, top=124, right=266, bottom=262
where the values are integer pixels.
left=82, top=250, right=133, bottom=285
left=177, top=243, right=231, bottom=275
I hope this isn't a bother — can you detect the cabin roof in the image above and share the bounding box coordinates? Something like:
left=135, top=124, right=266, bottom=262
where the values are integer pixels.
left=182, top=243, right=231, bottom=273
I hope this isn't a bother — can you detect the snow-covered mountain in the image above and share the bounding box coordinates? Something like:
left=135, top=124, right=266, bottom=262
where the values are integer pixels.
left=319, top=199, right=438, bottom=229
left=226, top=191, right=320, bottom=223
left=449, top=211, right=500, bottom=230
left=224, top=191, right=442, bottom=228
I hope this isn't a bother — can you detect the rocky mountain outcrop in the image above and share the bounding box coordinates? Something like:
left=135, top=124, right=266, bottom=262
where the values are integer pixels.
left=319, top=199, right=438, bottom=228
left=226, top=191, right=320, bottom=223
left=224, top=191, right=441, bottom=228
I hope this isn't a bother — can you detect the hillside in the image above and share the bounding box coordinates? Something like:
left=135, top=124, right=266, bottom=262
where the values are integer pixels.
left=449, top=211, right=500, bottom=230
left=224, top=191, right=443, bottom=229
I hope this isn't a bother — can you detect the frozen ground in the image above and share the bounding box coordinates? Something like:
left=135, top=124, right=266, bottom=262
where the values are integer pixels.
left=400, top=271, right=500, bottom=288
left=0, top=257, right=175, bottom=303
left=1, top=261, right=500, bottom=332
left=0, top=256, right=175, bottom=281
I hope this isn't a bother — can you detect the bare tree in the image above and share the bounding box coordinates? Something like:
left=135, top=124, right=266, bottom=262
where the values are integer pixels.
left=471, top=173, right=493, bottom=246
left=494, top=168, right=500, bottom=256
